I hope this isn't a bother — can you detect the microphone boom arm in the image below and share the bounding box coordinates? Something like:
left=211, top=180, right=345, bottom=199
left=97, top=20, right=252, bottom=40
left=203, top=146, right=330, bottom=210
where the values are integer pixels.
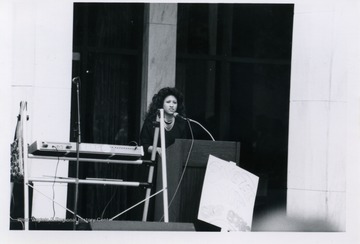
left=174, top=113, right=215, bottom=141
left=187, top=118, right=215, bottom=141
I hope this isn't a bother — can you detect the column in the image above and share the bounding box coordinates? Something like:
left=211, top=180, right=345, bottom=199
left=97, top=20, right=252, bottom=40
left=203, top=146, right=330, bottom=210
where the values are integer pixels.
left=141, top=3, right=178, bottom=122
left=286, top=1, right=347, bottom=231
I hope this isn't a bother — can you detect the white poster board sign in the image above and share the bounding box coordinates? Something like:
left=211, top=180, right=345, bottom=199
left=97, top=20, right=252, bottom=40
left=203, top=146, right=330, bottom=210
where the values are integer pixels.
left=198, top=155, right=259, bottom=231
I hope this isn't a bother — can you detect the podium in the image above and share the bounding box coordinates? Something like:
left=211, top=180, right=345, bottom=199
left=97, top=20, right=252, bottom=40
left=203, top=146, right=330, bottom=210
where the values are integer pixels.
left=154, top=139, right=240, bottom=226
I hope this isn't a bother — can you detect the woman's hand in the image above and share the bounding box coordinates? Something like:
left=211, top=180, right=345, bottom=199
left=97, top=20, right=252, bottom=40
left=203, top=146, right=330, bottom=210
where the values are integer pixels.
left=148, top=146, right=162, bottom=156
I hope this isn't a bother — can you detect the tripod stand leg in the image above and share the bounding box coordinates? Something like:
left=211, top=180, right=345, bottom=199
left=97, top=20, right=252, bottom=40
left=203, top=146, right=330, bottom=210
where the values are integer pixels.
left=142, top=115, right=160, bottom=221
left=142, top=109, right=169, bottom=222
left=142, top=165, right=154, bottom=221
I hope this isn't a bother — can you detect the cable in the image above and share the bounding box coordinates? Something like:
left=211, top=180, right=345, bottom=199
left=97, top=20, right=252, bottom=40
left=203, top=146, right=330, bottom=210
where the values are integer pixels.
left=100, top=140, right=137, bottom=219
left=100, top=187, right=118, bottom=219
left=26, top=182, right=88, bottom=223
left=110, top=188, right=165, bottom=221
left=128, top=141, right=139, bottom=147
left=10, top=216, right=25, bottom=230
left=51, top=146, right=60, bottom=219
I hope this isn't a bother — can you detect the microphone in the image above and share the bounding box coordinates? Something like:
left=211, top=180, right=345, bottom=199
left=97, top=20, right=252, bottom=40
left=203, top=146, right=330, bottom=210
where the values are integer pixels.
left=72, top=76, right=80, bottom=84
left=173, top=112, right=187, bottom=120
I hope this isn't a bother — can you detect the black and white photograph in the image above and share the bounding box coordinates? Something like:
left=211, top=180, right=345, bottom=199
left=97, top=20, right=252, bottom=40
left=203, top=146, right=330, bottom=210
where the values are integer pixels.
left=1, top=0, right=359, bottom=243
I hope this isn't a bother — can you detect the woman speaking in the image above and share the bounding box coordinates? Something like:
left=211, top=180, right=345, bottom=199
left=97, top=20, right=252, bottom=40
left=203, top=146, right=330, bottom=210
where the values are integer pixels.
left=140, top=87, right=189, bottom=157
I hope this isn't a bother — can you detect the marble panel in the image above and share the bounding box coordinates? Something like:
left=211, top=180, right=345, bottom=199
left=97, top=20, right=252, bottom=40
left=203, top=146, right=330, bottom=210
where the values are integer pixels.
left=149, top=3, right=177, bottom=25
left=31, top=182, right=68, bottom=218
left=290, top=12, right=333, bottom=101
left=287, top=188, right=328, bottom=221
left=346, top=151, right=360, bottom=234
left=294, top=0, right=335, bottom=14
left=28, top=158, right=69, bottom=179
left=327, top=101, right=346, bottom=192
left=287, top=101, right=329, bottom=191
left=30, top=87, right=72, bottom=142
left=259, top=188, right=344, bottom=231
left=12, top=1, right=36, bottom=86
left=147, top=24, right=177, bottom=106
left=11, top=86, right=70, bottom=221
left=34, top=2, right=73, bottom=89
left=11, top=86, right=35, bottom=132
left=329, top=14, right=348, bottom=102
left=0, top=1, right=13, bottom=203
left=326, top=191, right=346, bottom=231
left=329, top=52, right=347, bottom=102
left=25, top=85, right=71, bottom=220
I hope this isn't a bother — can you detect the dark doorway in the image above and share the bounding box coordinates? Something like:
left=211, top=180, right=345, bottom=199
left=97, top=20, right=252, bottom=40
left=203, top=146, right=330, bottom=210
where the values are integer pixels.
left=68, top=3, right=145, bottom=220
left=176, top=3, right=293, bottom=218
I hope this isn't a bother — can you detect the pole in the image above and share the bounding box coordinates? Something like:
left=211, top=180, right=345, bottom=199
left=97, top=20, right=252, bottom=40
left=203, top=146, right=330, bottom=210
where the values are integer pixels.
left=159, top=109, right=169, bottom=222
left=73, top=79, right=81, bottom=230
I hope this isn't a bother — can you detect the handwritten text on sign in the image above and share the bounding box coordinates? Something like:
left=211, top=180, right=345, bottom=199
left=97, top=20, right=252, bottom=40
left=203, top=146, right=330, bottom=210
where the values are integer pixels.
left=198, top=155, right=259, bottom=231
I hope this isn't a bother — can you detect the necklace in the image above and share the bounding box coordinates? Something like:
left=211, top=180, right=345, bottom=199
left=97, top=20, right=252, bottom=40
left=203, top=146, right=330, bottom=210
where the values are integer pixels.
left=164, top=118, right=175, bottom=131
left=164, top=119, right=173, bottom=124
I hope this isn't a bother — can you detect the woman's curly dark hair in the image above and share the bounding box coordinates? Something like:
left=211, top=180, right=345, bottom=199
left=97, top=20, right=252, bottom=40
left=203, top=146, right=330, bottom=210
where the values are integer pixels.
left=145, top=87, right=186, bottom=121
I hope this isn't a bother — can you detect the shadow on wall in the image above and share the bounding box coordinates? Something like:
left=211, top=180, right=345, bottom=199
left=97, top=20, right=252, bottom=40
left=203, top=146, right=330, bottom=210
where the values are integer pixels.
left=252, top=208, right=338, bottom=232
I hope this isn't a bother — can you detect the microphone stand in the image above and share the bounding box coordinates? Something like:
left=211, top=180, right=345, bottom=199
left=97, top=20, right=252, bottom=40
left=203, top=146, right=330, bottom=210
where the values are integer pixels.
left=72, top=77, right=81, bottom=230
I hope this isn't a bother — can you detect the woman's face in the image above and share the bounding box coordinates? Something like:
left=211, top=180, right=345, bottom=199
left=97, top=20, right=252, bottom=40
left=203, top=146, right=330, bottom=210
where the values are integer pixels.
left=163, top=95, right=178, bottom=116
